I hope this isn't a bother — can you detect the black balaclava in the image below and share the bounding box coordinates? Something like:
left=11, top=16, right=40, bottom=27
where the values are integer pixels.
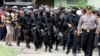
left=45, top=11, right=50, bottom=17
left=71, top=7, right=78, bottom=14
left=33, top=9, right=38, bottom=17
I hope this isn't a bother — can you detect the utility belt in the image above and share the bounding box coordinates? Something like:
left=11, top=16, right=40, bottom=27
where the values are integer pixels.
left=82, top=29, right=96, bottom=33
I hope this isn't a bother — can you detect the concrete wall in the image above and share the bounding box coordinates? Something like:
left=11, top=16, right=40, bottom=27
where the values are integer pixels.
left=4, top=0, right=32, bottom=5
left=54, top=0, right=67, bottom=7
left=36, top=0, right=54, bottom=6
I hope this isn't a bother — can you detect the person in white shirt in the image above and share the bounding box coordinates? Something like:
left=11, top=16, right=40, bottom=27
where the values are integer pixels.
left=5, top=16, right=14, bottom=46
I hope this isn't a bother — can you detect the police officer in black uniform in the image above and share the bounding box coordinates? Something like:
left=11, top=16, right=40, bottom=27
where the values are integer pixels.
left=44, top=8, right=54, bottom=52
left=18, top=10, right=33, bottom=48
left=65, top=7, right=80, bottom=56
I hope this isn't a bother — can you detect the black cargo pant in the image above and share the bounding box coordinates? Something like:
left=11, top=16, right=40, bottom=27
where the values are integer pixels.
left=67, top=30, right=80, bottom=54
left=25, top=29, right=33, bottom=47
left=81, top=29, right=95, bottom=56
left=72, top=34, right=80, bottom=54
left=17, top=28, right=25, bottom=46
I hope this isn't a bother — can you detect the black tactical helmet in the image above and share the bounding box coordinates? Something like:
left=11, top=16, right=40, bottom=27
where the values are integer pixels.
left=33, top=9, right=38, bottom=15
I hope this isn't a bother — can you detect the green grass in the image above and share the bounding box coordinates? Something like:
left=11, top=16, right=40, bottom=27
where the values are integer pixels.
left=0, top=44, right=16, bottom=56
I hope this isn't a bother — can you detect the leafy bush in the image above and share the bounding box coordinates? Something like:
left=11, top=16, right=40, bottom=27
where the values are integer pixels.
left=76, top=0, right=87, bottom=9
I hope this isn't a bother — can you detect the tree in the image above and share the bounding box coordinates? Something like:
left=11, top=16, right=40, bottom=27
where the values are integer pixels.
left=76, top=0, right=87, bottom=9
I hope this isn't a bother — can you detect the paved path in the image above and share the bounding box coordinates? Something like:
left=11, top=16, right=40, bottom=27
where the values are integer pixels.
left=0, top=41, right=99, bottom=56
